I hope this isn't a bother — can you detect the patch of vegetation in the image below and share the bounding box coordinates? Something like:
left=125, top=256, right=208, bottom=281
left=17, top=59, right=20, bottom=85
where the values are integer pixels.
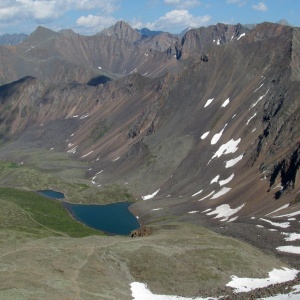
left=0, top=187, right=103, bottom=237
left=93, top=184, right=138, bottom=204
left=294, top=193, right=300, bottom=204
left=90, top=120, right=110, bottom=142
left=77, top=183, right=89, bottom=191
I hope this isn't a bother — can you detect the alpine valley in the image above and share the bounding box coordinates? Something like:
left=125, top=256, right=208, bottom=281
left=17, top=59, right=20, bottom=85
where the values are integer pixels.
left=0, top=20, right=299, bottom=299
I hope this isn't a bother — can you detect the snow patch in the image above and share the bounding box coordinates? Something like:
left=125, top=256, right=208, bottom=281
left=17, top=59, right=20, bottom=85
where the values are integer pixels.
left=200, top=131, right=210, bottom=140
left=142, top=189, right=160, bottom=200
left=274, top=210, right=300, bottom=218
left=80, top=113, right=89, bottom=119
left=67, top=146, right=77, bottom=154
left=226, top=268, right=299, bottom=293
left=237, top=33, right=245, bottom=40
left=210, top=139, right=241, bottom=163
left=188, top=211, right=199, bottom=214
left=221, top=98, right=230, bottom=107
left=210, top=175, right=220, bottom=184
left=207, top=203, right=245, bottom=221
left=276, top=246, right=300, bottom=254
left=246, top=112, right=257, bottom=125
left=130, top=282, right=219, bottom=300
left=95, top=170, right=103, bottom=175
left=151, top=208, right=162, bottom=211
left=112, top=157, right=120, bottom=162
left=225, top=154, right=243, bottom=168
left=202, top=208, right=212, bottom=213
left=282, top=233, right=300, bottom=242
left=81, top=151, right=94, bottom=158
left=204, top=98, right=214, bottom=107
left=219, top=174, right=234, bottom=186
left=254, top=83, right=264, bottom=93
left=228, top=216, right=238, bottom=222
left=211, top=124, right=227, bottom=145
left=252, top=89, right=269, bottom=108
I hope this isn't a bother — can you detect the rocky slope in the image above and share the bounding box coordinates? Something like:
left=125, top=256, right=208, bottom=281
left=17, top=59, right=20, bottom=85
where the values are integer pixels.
left=0, top=23, right=299, bottom=215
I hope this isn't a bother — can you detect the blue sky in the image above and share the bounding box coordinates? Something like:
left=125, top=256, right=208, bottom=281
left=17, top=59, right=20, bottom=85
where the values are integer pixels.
left=0, top=0, right=299, bottom=35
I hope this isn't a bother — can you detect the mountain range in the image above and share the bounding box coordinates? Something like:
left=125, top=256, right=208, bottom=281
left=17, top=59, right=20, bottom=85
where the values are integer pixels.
left=0, top=20, right=299, bottom=299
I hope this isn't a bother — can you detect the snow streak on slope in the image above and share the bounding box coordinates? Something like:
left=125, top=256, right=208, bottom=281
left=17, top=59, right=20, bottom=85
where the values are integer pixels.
left=210, top=187, right=232, bottom=199
left=265, top=204, right=290, bottom=216
left=142, top=189, right=160, bottom=200
left=198, top=191, right=215, bottom=201
left=260, top=218, right=290, bottom=228
left=192, top=189, right=203, bottom=197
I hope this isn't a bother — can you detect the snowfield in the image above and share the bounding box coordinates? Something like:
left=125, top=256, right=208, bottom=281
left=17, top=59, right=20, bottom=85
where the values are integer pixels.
left=259, top=218, right=290, bottom=228
left=226, top=268, right=299, bottom=292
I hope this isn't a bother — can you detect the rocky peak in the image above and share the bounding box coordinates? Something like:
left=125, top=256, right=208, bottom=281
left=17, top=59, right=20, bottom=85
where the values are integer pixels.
left=100, top=20, right=141, bottom=43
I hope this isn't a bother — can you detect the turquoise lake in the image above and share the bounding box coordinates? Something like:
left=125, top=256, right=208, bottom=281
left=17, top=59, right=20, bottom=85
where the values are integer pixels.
left=64, top=202, right=140, bottom=236
left=37, top=190, right=140, bottom=235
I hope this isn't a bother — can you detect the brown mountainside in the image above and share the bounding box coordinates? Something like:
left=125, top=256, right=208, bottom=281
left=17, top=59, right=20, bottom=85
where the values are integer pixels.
left=0, top=22, right=299, bottom=221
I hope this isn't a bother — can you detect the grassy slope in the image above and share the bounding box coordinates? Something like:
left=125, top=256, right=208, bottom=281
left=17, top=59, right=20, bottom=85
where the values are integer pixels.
left=0, top=187, right=103, bottom=237
left=0, top=159, right=137, bottom=204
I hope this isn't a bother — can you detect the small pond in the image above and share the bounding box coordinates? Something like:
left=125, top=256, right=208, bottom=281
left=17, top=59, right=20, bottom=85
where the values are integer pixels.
left=37, top=189, right=65, bottom=199
left=37, top=189, right=139, bottom=235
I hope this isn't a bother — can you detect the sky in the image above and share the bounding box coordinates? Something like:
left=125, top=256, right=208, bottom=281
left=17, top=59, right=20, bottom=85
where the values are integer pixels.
left=0, top=0, right=299, bottom=35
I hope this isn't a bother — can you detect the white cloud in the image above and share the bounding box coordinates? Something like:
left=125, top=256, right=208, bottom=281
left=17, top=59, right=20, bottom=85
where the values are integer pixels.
left=164, top=0, right=200, bottom=9
left=0, top=0, right=119, bottom=22
left=76, top=14, right=116, bottom=29
left=226, top=0, right=246, bottom=6
left=74, top=0, right=120, bottom=13
left=145, top=9, right=211, bottom=32
left=252, top=2, right=268, bottom=11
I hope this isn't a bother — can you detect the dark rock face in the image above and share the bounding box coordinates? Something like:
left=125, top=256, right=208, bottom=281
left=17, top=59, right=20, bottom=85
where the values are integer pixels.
left=130, top=227, right=153, bottom=237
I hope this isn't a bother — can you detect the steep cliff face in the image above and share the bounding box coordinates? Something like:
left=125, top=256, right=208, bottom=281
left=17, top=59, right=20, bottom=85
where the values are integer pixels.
left=175, top=23, right=249, bottom=59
